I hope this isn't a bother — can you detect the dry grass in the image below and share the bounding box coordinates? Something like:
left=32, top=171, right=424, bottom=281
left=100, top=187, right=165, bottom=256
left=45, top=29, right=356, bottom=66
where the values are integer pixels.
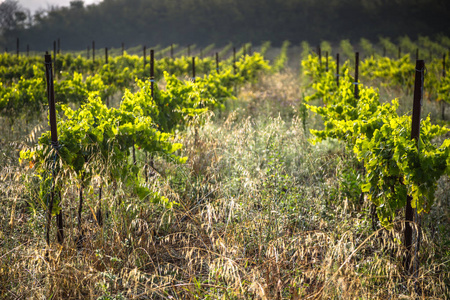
left=1, top=71, right=449, bottom=299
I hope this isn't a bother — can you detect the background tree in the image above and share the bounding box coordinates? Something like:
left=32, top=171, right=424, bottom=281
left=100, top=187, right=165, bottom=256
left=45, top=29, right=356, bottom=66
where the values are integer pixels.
left=1, top=0, right=449, bottom=51
left=0, top=0, right=29, bottom=33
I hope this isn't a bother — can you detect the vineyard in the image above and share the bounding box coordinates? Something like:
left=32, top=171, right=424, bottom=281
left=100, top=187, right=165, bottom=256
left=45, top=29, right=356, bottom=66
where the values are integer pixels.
left=1, top=37, right=450, bottom=299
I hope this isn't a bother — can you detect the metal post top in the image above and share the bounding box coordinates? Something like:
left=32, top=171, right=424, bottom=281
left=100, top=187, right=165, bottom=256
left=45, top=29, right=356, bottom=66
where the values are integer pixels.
left=415, top=59, right=425, bottom=67
left=45, top=53, right=52, bottom=63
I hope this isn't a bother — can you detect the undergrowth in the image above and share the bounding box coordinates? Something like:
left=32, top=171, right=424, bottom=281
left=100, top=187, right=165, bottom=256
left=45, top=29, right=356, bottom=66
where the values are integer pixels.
left=0, top=70, right=449, bottom=299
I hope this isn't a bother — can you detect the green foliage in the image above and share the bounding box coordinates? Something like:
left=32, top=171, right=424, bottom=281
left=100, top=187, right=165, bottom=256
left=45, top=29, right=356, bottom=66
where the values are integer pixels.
left=0, top=65, right=114, bottom=121
left=398, top=36, right=417, bottom=55
left=55, top=71, right=113, bottom=103
left=305, top=57, right=450, bottom=227
left=320, top=41, right=332, bottom=56
left=360, top=51, right=449, bottom=104
left=195, top=69, right=238, bottom=108
left=218, top=42, right=233, bottom=59
left=438, top=73, right=450, bottom=105
left=272, top=40, right=290, bottom=72
left=0, top=49, right=267, bottom=122
left=359, top=38, right=374, bottom=56
left=235, top=53, right=271, bottom=83
left=301, top=54, right=339, bottom=99
left=259, top=41, right=271, bottom=56
left=339, top=39, right=354, bottom=61
left=300, top=41, right=311, bottom=61
left=0, top=72, right=46, bottom=119
left=20, top=92, right=185, bottom=213
left=361, top=55, right=414, bottom=89
left=0, top=55, right=43, bottom=82
left=418, top=36, right=446, bottom=57
left=200, top=43, right=216, bottom=57
left=356, top=114, right=450, bottom=225
left=17, top=47, right=270, bottom=217
left=378, top=37, right=398, bottom=58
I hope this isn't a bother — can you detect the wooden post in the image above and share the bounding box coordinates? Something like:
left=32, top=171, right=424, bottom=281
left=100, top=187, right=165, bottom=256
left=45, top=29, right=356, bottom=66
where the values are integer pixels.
left=443, top=54, right=446, bottom=78
left=411, top=61, right=424, bottom=139
left=76, top=175, right=85, bottom=250
left=318, top=46, right=322, bottom=67
left=148, top=49, right=156, bottom=181
left=150, top=49, right=154, bottom=99
left=354, top=52, right=359, bottom=99
left=16, top=38, right=19, bottom=57
left=143, top=46, right=147, bottom=68
left=56, top=191, right=63, bottom=243
left=105, top=47, right=109, bottom=107
left=233, top=47, right=237, bottom=75
left=92, top=41, right=95, bottom=63
left=44, top=53, right=63, bottom=251
left=45, top=53, right=58, bottom=176
left=443, top=54, right=446, bottom=120
left=53, top=41, right=57, bottom=77
left=215, top=52, right=219, bottom=73
left=96, top=187, right=103, bottom=226
left=192, top=56, right=196, bottom=83
left=336, top=53, right=340, bottom=87
left=404, top=59, right=425, bottom=275
left=325, top=51, right=329, bottom=72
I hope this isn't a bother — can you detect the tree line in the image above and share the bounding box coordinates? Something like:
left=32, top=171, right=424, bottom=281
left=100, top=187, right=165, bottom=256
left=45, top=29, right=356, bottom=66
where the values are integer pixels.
left=1, top=0, right=450, bottom=51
